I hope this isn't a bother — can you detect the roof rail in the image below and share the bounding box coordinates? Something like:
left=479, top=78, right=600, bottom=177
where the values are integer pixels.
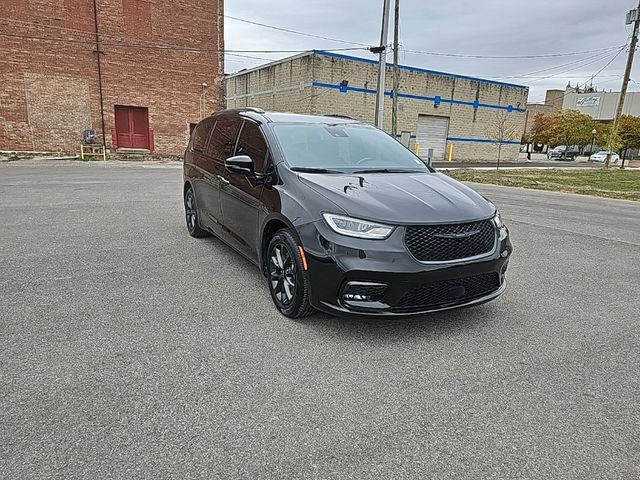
left=324, top=113, right=355, bottom=120
left=242, top=107, right=266, bottom=114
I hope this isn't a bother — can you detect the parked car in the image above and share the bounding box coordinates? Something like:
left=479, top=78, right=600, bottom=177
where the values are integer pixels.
left=183, top=108, right=512, bottom=318
left=589, top=151, right=620, bottom=163
left=547, top=145, right=579, bottom=160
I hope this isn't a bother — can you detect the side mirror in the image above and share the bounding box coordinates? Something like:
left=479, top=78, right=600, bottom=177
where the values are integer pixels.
left=225, top=155, right=254, bottom=175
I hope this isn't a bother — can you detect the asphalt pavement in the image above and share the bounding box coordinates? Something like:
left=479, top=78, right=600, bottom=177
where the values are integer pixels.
left=1, top=160, right=639, bottom=479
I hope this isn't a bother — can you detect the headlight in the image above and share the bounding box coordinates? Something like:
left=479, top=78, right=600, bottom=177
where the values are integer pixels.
left=493, top=211, right=508, bottom=240
left=493, top=210, right=503, bottom=228
left=322, top=213, right=394, bottom=239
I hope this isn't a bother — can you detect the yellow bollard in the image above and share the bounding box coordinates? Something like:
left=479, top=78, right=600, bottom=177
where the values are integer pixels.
left=448, top=143, right=453, bottom=162
left=415, top=142, right=420, bottom=156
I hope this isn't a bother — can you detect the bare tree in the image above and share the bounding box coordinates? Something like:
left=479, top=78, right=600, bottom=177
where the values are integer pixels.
left=487, top=110, right=520, bottom=169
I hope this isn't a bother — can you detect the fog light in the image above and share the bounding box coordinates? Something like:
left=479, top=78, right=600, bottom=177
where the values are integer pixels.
left=344, top=293, right=370, bottom=301
left=343, top=281, right=387, bottom=303
left=501, top=249, right=509, bottom=258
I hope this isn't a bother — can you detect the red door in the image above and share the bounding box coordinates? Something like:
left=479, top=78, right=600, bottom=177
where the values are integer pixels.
left=114, top=106, right=150, bottom=149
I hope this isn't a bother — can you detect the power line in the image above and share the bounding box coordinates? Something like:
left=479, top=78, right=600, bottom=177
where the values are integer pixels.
left=224, top=14, right=370, bottom=47
left=226, top=53, right=277, bottom=61
left=590, top=46, right=627, bottom=81
left=525, top=46, right=627, bottom=84
left=401, top=45, right=625, bottom=59
left=224, top=13, right=626, bottom=61
left=0, top=32, right=365, bottom=53
left=526, top=48, right=628, bottom=102
left=496, top=48, right=626, bottom=80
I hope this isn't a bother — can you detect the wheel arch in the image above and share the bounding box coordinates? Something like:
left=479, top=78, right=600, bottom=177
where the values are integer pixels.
left=259, top=214, right=301, bottom=275
left=183, top=180, right=194, bottom=196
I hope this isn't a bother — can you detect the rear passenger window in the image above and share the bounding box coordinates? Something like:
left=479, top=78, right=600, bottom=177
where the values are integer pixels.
left=191, top=120, right=213, bottom=152
left=236, top=121, right=268, bottom=172
left=208, top=118, right=241, bottom=160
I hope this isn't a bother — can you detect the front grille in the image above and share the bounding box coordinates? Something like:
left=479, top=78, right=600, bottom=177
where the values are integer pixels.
left=404, top=219, right=496, bottom=262
left=393, top=273, right=500, bottom=313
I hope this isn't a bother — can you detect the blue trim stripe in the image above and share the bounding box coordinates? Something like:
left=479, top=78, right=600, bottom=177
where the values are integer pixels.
left=447, top=137, right=521, bottom=145
left=313, top=50, right=528, bottom=90
left=311, top=82, right=526, bottom=113
left=392, top=135, right=520, bottom=144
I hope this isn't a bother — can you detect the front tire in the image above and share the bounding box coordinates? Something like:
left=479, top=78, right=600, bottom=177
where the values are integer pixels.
left=266, top=229, right=315, bottom=319
left=184, top=186, right=209, bottom=238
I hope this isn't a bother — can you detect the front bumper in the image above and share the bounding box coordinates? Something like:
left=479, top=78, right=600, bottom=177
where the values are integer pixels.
left=297, top=218, right=512, bottom=317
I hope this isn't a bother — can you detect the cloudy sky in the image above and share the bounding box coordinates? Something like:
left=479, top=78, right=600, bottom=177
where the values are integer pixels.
left=225, top=0, right=637, bottom=103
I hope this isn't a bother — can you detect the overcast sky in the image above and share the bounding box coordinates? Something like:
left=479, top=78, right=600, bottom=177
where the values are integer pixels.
left=225, top=0, right=637, bottom=103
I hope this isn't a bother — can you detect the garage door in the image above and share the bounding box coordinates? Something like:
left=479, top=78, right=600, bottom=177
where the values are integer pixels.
left=416, top=115, right=449, bottom=162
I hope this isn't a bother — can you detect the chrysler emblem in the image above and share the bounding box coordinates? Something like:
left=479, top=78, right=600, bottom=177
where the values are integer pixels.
left=434, top=229, right=480, bottom=239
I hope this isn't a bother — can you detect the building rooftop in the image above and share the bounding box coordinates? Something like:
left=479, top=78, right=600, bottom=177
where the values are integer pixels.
left=227, top=50, right=528, bottom=90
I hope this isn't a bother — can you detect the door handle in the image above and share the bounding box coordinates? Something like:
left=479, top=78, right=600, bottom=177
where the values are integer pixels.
left=216, top=174, right=230, bottom=185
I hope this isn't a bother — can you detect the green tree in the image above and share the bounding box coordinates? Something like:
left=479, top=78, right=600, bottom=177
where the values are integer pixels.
left=618, top=115, right=640, bottom=164
left=596, top=122, right=623, bottom=153
left=530, top=113, right=556, bottom=146
left=551, top=110, right=597, bottom=155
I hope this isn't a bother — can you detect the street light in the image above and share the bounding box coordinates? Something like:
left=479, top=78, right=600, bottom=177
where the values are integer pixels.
left=589, top=128, right=597, bottom=160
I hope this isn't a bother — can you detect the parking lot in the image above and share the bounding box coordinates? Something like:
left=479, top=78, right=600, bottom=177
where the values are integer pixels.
left=1, top=160, right=639, bottom=479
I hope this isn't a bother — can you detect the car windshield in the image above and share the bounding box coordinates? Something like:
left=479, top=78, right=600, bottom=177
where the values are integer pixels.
left=271, top=123, right=430, bottom=173
left=595, top=151, right=610, bottom=155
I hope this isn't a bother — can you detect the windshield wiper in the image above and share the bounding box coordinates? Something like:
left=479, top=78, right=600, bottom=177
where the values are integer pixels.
left=351, top=168, right=424, bottom=174
left=290, top=167, right=345, bottom=174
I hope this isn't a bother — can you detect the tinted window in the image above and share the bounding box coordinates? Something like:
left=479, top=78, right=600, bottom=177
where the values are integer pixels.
left=191, top=119, right=213, bottom=152
left=236, top=121, right=268, bottom=172
left=271, top=123, right=429, bottom=173
left=208, top=118, right=241, bottom=160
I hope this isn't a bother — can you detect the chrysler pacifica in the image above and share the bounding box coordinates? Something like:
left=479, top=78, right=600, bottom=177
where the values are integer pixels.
left=183, top=108, right=512, bottom=318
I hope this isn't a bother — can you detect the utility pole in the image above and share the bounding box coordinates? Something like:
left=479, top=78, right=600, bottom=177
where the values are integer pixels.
left=607, top=0, right=640, bottom=168
left=391, top=0, right=400, bottom=137
left=92, top=0, right=107, bottom=151
left=373, top=0, right=391, bottom=129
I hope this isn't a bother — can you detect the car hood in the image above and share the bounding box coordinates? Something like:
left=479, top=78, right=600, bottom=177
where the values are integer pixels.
left=296, top=172, right=495, bottom=224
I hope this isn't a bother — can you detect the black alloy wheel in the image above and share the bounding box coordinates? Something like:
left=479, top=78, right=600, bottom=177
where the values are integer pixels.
left=266, top=229, right=314, bottom=318
left=270, top=243, right=296, bottom=306
left=184, top=187, right=209, bottom=238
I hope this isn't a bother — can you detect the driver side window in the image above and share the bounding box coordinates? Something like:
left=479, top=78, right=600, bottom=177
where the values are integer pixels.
left=236, top=121, right=268, bottom=173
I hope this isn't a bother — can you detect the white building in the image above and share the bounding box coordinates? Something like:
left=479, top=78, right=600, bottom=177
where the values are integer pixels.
left=562, top=86, right=640, bottom=120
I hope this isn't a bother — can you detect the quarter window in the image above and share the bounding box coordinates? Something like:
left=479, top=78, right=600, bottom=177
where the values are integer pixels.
left=191, top=120, right=213, bottom=152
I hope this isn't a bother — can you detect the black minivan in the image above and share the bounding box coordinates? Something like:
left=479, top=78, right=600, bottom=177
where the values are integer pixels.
left=183, top=108, right=512, bottom=318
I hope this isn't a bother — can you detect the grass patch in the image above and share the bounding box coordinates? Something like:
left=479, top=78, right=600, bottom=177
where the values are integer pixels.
left=444, top=168, right=640, bottom=201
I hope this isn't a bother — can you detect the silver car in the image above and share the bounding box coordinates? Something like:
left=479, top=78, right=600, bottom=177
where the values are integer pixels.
left=589, top=151, right=620, bottom=163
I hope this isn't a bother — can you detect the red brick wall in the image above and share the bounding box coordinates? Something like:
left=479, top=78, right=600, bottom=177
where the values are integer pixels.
left=0, top=0, right=224, bottom=154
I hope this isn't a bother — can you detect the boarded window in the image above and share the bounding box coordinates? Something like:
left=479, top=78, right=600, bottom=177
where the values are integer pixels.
left=65, top=0, right=95, bottom=33
left=122, top=0, right=152, bottom=41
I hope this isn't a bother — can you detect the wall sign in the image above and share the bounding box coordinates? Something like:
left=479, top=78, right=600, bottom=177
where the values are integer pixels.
left=577, top=96, right=600, bottom=107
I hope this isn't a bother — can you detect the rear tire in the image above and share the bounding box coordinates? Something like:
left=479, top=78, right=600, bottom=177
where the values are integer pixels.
left=184, top=186, right=210, bottom=238
left=266, top=229, right=315, bottom=319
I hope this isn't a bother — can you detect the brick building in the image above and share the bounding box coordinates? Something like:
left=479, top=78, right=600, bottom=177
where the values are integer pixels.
left=524, top=89, right=563, bottom=137
left=0, top=0, right=224, bottom=155
left=226, top=51, right=529, bottom=162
